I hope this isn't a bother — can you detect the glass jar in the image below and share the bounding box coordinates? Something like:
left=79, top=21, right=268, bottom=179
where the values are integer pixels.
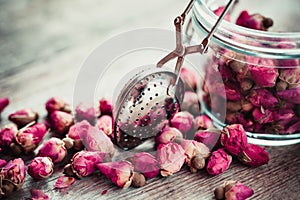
left=185, top=0, right=300, bottom=145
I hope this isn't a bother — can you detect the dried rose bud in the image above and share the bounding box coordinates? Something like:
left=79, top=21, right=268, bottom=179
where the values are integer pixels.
left=157, top=143, right=186, bottom=177
left=0, top=97, right=9, bottom=114
left=0, top=124, right=18, bottom=149
left=214, top=6, right=230, bottom=22
left=252, top=107, right=273, bottom=124
left=170, top=111, right=194, bottom=136
left=37, top=138, right=67, bottom=164
left=132, top=152, right=159, bottom=179
left=194, top=129, right=221, bottom=150
left=8, top=108, right=38, bottom=128
left=96, top=115, right=113, bottom=137
left=96, top=160, right=134, bottom=188
left=0, top=159, right=7, bottom=168
left=45, top=97, right=71, bottom=114
left=225, top=181, right=254, bottom=200
left=239, top=144, right=269, bottom=167
left=66, top=120, right=91, bottom=151
left=75, top=102, right=99, bottom=125
left=79, top=122, right=114, bottom=158
left=180, top=139, right=210, bottom=167
left=30, top=189, right=49, bottom=200
left=70, top=150, right=106, bottom=178
left=193, top=115, right=214, bottom=130
left=27, top=157, right=54, bottom=180
left=206, top=148, right=232, bottom=175
left=54, top=176, right=76, bottom=189
left=221, top=124, right=248, bottom=156
left=181, top=91, right=201, bottom=116
left=132, top=172, right=146, bottom=188
left=277, top=87, right=300, bottom=104
left=236, top=10, right=273, bottom=31
left=248, top=88, right=279, bottom=108
left=99, top=98, right=113, bottom=116
left=13, top=123, right=47, bottom=154
left=180, top=67, right=198, bottom=91
left=155, top=126, right=183, bottom=145
left=50, top=111, right=74, bottom=135
left=0, top=158, right=26, bottom=197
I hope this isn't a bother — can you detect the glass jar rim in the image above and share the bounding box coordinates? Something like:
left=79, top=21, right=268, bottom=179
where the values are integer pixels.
left=192, top=0, right=300, bottom=60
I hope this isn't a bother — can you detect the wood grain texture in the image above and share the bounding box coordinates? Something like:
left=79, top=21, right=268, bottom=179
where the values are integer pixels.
left=1, top=0, right=300, bottom=199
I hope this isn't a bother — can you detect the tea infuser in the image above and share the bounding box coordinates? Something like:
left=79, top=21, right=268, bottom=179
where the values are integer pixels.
left=113, top=0, right=235, bottom=150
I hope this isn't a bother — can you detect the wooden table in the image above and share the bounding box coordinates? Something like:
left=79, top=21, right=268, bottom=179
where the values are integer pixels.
left=1, top=0, right=299, bottom=199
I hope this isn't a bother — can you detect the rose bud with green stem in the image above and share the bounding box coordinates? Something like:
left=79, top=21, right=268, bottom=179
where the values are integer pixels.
left=45, top=97, right=71, bottom=114
left=37, top=137, right=67, bottom=164
left=27, top=157, right=54, bottom=180
left=8, top=108, right=38, bottom=128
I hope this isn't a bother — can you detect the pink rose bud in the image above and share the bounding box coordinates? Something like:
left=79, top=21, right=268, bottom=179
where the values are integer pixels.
left=99, top=98, right=113, bottom=116
left=96, top=115, right=113, bottom=137
left=50, top=111, right=74, bottom=135
left=180, top=67, right=198, bottom=91
left=8, top=108, right=38, bottom=128
left=27, top=157, right=54, bottom=180
left=133, top=152, right=159, bottom=179
left=248, top=88, right=279, bottom=108
left=236, top=10, right=273, bottom=31
left=30, top=189, right=49, bottom=200
left=252, top=107, right=273, bottom=124
left=0, top=124, right=18, bottom=148
left=180, top=139, right=210, bottom=167
left=194, top=129, right=221, bottom=150
left=75, top=102, right=99, bottom=125
left=70, top=150, right=106, bottom=178
left=213, top=6, right=230, bottom=21
left=66, top=121, right=91, bottom=151
left=0, top=158, right=26, bottom=197
left=155, top=126, right=183, bottom=145
left=206, top=148, right=232, bottom=175
left=54, top=176, right=76, bottom=189
left=45, top=97, right=71, bottom=114
left=277, top=87, right=300, bottom=104
left=37, top=137, right=67, bottom=164
left=225, top=181, right=254, bottom=200
left=221, top=124, right=248, bottom=156
left=0, top=159, right=7, bottom=168
left=170, top=111, right=194, bottom=136
left=157, top=143, right=186, bottom=177
left=79, top=122, right=114, bottom=158
left=194, top=115, right=214, bottom=130
left=96, top=160, right=134, bottom=188
left=239, top=144, right=269, bottom=167
left=181, top=91, right=201, bottom=116
left=0, top=97, right=9, bottom=114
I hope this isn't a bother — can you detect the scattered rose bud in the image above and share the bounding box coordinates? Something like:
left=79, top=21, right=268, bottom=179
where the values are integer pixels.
left=0, top=124, right=18, bottom=149
left=66, top=120, right=91, bottom=151
left=180, top=67, right=198, bottom=91
left=96, top=115, right=113, bottom=137
left=54, top=176, right=76, bottom=189
left=79, top=121, right=114, bottom=158
left=221, top=124, right=248, bottom=156
left=225, top=181, right=254, bottom=200
left=99, top=98, right=113, bottom=116
left=8, top=108, right=38, bottom=128
left=132, top=172, right=146, bottom=188
left=50, top=111, right=74, bottom=135
left=37, top=137, right=67, bottom=164
left=69, top=150, right=106, bottom=178
left=45, top=97, right=71, bottom=114
left=157, top=143, right=186, bottom=177
left=132, top=152, right=159, bottom=179
left=13, top=123, right=47, bottom=154
left=238, top=144, right=269, bottom=167
left=206, top=148, right=232, bottom=175
left=30, top=189, right=49, bottom=200
left=194, top=129, right=221, bottom=151
left=27, top=157, right=54, bottom=180
left=170, top=111, right=194, bottom=136
left=96, top=160, right=134, bottom=188
left=0, top=158, right=26, bottom=198
left=236, top=10, right=273, bottom=31
left=0, top=97, right=9, bottom=115
left=181, top=91, right=201, bottom=116
left=75, top=102, right=98, bottom=125
left=155, top=126, right=183, bottom=146
left=0, top=159, right=7, bottom=168
left=193, top=115, right=214, bottom=130
left=248, top=88, right=279, bottom=108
